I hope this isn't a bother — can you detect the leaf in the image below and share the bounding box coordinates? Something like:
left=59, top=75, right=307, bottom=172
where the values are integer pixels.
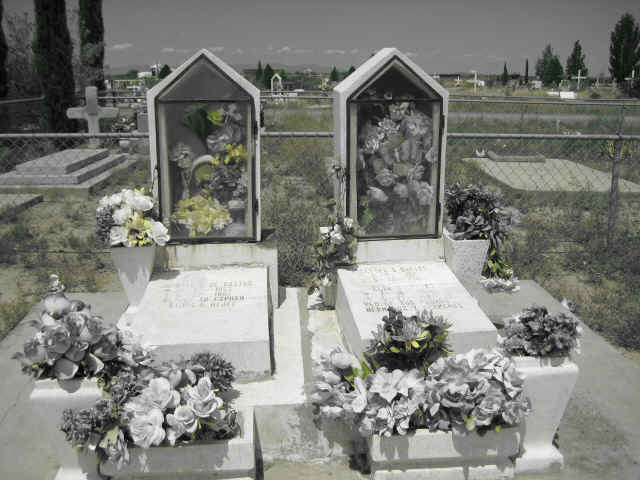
left=99, top=426, right=121, bottom=449
left=390, top=346, right=401, bottom=353
left=411, top=340, right=420, bottom=349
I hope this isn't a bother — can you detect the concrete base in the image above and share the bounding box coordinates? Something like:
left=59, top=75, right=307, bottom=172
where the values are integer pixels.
left=101, top=407, right=255, bottom=479
left=30, top=378, right=103, bottom=480
left=369, top=429, right=518, bottom=480
left=514, top=356, right=579, bottom=475
left=335, top=261, right=497, bottom=359
left=355, top=238, right=444, bottom=264
left=443, top=229, right=489, bottom=287
left=0, top=193, right=43, bottom=217
left=119, top=267, right=271, bottom=381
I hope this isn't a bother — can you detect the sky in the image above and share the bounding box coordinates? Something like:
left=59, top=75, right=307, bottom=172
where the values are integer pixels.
left=4, top=0, right=640, bottom=76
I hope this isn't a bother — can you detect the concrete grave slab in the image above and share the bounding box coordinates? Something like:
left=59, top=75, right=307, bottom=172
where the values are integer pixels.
left=15, top=149, right=109, bottom=174
left=465, top=157, right=640, bottom=193
left=0, top=193, right=43, bottom=217
left=120, top=267, right=271, bottom=380
left=336, top=261, right=497, bottom=359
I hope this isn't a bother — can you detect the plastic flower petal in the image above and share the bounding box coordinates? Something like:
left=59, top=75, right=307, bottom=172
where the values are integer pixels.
left=128, top=408, right=165, bottom=449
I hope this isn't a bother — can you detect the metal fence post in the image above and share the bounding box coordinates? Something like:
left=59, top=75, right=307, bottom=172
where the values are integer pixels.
left=606, top=137, right=623, bottom=250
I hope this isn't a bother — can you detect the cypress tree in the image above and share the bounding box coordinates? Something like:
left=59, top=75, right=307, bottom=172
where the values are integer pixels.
left=262, top=64, right=274, bottom=89
left=566, top=40, right=588, bottom=78
left=255, top=61, right=263, bottom=85
left=609, top=13, right=640, bottom=84
left=33, top=0, right=75, bottom=132
left=330, top=65, right=339, bottom=82
left=0, top=0, right=8, bottom=98
left=501, top=62, right=509, bottom=86
left=524, top=59, right=529, bottom=84
left=78, top=0, right=104, bottom=90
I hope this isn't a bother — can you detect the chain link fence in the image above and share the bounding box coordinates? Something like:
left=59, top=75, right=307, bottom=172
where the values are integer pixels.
left=0, top=97, right=639, bottom=346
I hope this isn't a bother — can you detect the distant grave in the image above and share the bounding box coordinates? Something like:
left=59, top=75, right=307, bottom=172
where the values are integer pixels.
left=486, top=150, right=545, bottom=163
left=466, top=156, right=640, bottom=193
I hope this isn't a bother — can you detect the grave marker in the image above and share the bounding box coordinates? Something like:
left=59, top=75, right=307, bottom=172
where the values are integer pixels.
left=66, top=86, right=118, bottom=138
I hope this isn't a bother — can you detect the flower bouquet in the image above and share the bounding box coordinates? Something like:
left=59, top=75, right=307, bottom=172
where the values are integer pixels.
left=308, top=216, right=357, bottom=306
left=12, top=275, right=153, bottom=382
left=61, top=353, right=238, bottom=471
left=170, top=193, right=232, bottom=238
left=96, top=188, right=169, bottom=248
left=501, top=305, right=582, bottom=358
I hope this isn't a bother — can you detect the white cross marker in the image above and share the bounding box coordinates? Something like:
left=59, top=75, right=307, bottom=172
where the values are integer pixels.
left=67, top=86, right=119, bottom=135
left=571, top=69, right=586, bottom=90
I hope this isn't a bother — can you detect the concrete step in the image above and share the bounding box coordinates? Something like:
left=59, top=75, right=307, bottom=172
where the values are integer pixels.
left=0, top=155, right=136, bottom=199
left=15, top=149, right=109, bottom=175
left=0, top=154, right=126, bottom=185
left=0, top=193, right=43, bottom=217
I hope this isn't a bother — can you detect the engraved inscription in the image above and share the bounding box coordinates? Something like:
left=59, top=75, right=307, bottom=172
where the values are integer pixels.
left=161, top=274, right=255, bottom=310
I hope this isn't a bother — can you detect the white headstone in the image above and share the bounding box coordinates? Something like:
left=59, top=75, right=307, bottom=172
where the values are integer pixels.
left=335, top=262, right=497, bottom=358
left=120, top=267, right=271, bottom=380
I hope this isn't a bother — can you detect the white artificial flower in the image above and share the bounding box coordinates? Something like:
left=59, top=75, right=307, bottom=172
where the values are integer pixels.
left=129, top=192, right=154, bottom=212
left=213, top=217, right=228, bottom=230
left=108, top=192, right=123, bottom=207
left=150, top=221, right=169, bottom=246
left=343, top=217, right=354, bottom=229
left=98, top=196, right=110, bottom=209
left=112, top=206, right=133, bottom=225
left=109, top=226, right=128, bottom=246
left=319, top=226, right=330, bottom=235
left=330, top=230, right=345, bottom=244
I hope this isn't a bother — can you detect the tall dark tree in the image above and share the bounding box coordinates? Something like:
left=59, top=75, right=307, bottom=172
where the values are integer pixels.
left=543, top=56, right=564, bottom=86
left=158, top=64, right=171, bottom=79
left=535, top=44, right=555, bottom=80
left=255, top=61, right=263, bottom=85
left=566, top=40, right=588, bottom=78
left=0, top=0, right=9, bottom=98
left=347, top=65, right=356, bottom=76
left=33, top=0, right=75, bottom=132
left=501, top=62, right=509, bottom=86
left=524, top=58, right=529, bottom=84
left=78, top=0, right=104, bottom=90
left=609, top=13, right=640, bottom=84
left=262, top=63, right=274, bottom=89
left=329, top=65, right=339, bottom=82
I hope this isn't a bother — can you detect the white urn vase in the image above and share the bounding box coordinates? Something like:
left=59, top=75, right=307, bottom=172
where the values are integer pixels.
left=443, top=228, right=490, bottom=287
left=110, top=245, right=156, bottom=313
left=514, top=356, right=579, bottom=474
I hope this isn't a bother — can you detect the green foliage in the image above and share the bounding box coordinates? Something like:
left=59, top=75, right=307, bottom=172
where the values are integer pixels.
left=330, top=65, right=339, bottom=82
left=566, top=40, right=588, bottom=79
left=308, top=215, right=357, bottom=292
left=33, top=0, right=75, bottom=132
left=524, top=58, right=529, bottom=84
left=543, top=56, right=564, bottom=87
left=501, top=63, right=508, bottom=86
left=255, top=60, right=263, bottom=84
left=0, top=0, right=8, bottom=98
left=158, top=64, right=171, bottom=79
left=609, top=13, right=640, bottom=84
left=367, top=307, right=451, bottom=374
left=78, top=0, right=105, bottom=90
left=262, top=64, right=274, bottom=89
left=444, top=183, right=509, bottom=249
left=483, top=248, right=513, bottom=280
left=0, top=295, right=32, bottom=341
left=502, top=305, right=582, bottom=357
left=535, top=44, right=555, bottom=80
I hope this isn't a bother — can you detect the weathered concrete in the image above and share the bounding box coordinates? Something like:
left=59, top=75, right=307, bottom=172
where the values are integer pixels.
left=464, top=157, right=640, bottom=193
left=443, top=228, right=489, bottom=286
left=15, top=149, right=109, bottom=174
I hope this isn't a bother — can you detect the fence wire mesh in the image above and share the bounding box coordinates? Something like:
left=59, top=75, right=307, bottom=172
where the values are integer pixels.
left=0, top=98, right=639, bottom=346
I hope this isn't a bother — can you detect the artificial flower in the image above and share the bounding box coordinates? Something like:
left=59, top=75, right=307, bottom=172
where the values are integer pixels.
left=166, top=405, right=198, bottom=446
left=128, top=408, right=165, bottom=449
left=185, top=377, right=223, bottom=418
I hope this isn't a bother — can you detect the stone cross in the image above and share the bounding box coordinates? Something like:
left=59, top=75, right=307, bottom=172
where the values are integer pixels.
left=67, top=86, right=119, bottom=135
left=454, top=75, right=461, bottom=87
left=571, top=69, right=586, bottom=90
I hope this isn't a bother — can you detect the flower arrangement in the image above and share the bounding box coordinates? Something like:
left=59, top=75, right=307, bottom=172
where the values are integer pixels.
left=170, top=194, right=232, bottom=237
left=367, top=307, right=451, bottom=374
left=61, top=370, right=238, bottom=469
left=500, top=305, right=582, bottom=357
left=308, top=215, right=357, bottom=292
left=311, top=307, right=530, bottom=438
left=355, top=98, right=437, bottom=235
left=12, top=275, right=154, bottom=382
left=96, top=188, right=169, bottom=247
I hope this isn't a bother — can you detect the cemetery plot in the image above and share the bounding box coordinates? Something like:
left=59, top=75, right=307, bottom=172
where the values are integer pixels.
left=120, top=267, right=271, bottom=380
left=336, top=262, right=497, bottom=359
left=465, top=156, right=640, bottom=193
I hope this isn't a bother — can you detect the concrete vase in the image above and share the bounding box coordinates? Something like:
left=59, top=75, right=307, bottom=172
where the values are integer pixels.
left=368, top=427, right=519, bottom=479
left=30, top=378, right=103, bottom=480
left=101, top=407, right=255, bottom=479
left=443, top=228, right=489, bottom=286
left=111, top=245, right=156, bottom=314
left=321, top=283, right=337, bottom=308
left=514, top=356, right=579, bottom=474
